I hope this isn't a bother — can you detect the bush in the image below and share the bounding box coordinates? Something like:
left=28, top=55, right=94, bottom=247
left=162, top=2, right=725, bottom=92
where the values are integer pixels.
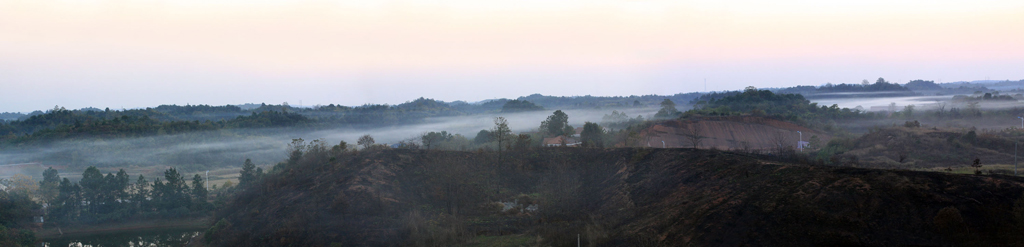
left=934, top=206, right=968, bottom=242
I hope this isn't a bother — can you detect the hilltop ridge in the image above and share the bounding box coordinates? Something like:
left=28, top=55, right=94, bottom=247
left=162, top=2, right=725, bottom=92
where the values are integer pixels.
left=205, top=148, right=1024, bottom=246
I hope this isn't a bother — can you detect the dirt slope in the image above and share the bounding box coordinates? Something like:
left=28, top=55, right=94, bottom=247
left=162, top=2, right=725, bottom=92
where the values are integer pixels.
left=206, top=148, right=1024, bottom=246
left=640, top=116, right=829, bottom=150
left=843, top=127, right=1018, bottom=168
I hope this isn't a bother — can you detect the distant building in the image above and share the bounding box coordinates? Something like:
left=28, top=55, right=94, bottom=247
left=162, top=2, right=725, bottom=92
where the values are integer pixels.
left=797, top=141, right=810, bottom=150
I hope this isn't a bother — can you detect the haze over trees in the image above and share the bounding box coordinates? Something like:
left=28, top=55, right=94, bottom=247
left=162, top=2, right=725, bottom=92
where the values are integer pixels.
left=500, top=100, right=544, bottom=113
left=539, top=110, right=572, bottom=137
left=580, top=122, right=604, bottom=148
left=654, top=99, right=680, bottom=119
left=9, top=77, right=1024, bottom=246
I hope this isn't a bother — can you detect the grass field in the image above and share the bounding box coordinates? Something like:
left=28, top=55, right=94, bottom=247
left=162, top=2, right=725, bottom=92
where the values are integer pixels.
left=920, top=163, right=1024, bottom=176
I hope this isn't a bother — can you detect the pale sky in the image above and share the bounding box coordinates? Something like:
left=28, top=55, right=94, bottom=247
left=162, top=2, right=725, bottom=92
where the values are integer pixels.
left=2, top=0, right=1023, bottom=112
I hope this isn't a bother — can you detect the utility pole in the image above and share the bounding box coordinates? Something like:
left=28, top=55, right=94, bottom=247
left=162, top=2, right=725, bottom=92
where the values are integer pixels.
left=206, top=171, right=210, bottom=190
left=1016, top=142, right=1018, bottom=176
left=797, top=131, right=803, bottom=151
left=1018, top=116, right=1022, bottom=128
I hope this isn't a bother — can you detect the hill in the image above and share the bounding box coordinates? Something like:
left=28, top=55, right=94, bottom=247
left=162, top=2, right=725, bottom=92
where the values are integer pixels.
left=821, top=126, right=1020, bottom=170
left=205, top=148, right=1024, bottom=246
left=634, top=116, right=829, bottom=150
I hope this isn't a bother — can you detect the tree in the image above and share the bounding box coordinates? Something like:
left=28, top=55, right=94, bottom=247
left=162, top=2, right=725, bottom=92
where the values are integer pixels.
left=972, top=158, right=982, bottom=175
left=540, top=110, right=570, bottom=137
left=934, top=206, right=967, bottom=236
left=500, top=100, right=543, bottom=113
left=513, top=134, right=533, bottom=151
left=682, top=121, right=705, bottom=149
left=421, top=131, right=452, bottom=150
left=113, top=169, right=131, bottom=205
left=53, top=178, right=81, bottom=222
left=38, top=167, right=60, bottom=203
left=902, top=104, right=915, bottom=118
left=473, top=130, right=493, bottom=144
left=287, top=138, right=305, bottom=165
left=332, top=140, right=348, bottom=155
left=492, top=117, right=512, bottom=152
left=655, top=99, right=679, bottom=119
left=132, top=175, right=149, bottom=213
left=7, top=175, right=37, bottom=197
left=966, top=101, right=981, bottom=117
left=191, top=174, right=208, bottom=210
left=768, top=130, right=793, bottom=154
left=239, top=159, right=257, bottom=187
left=808, top=135, right=822, bottom=150
left=357, top=134, right=375, bottom=149
left=580, top=122, right=604, bottom=148
left=79, top=166, right=104, bottom=212
left=161, top=167, right=190, bottom=210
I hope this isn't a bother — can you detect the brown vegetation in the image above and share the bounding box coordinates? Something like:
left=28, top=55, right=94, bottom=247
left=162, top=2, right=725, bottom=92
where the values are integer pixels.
left=636, top=116, right=829, bottom=151
left=206, top=148, right=1024, bottom=246
left=840, top=126, right=1022, bottom=169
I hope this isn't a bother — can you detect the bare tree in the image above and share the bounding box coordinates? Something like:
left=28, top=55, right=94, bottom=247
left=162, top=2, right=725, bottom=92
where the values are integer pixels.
left=491, top=117, right=512, bottom=152
left=767, top=130, right=793, bottom=154
left=936, top=102, right=947, bottom=118
left=681, top=121, right=706, bottom=149
left=888, top=134, right=911, bottom=163
left=972, top=158, right=982, bottom=175
left=967, top=101, right=981, bottom=117
left=357, top=134, right=375, bottom=149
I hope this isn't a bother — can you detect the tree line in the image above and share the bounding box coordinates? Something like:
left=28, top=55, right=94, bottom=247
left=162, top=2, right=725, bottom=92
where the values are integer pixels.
left=38, top=166, right=212, bottom=224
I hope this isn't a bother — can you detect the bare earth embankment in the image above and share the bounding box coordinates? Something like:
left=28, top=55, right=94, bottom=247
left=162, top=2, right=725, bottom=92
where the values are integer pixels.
left=205, top=148, right=1024, bottom=246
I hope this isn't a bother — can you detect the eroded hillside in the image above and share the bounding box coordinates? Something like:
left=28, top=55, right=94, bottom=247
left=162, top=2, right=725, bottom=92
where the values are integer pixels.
left=834, top=126, right=1020, bottom=169
left=205, top=148, right=1024, bottom=246
left=639, top=116, right=829, bottom=150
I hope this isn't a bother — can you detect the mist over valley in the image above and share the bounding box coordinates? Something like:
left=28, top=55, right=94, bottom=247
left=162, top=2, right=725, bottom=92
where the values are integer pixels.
left=3, top=1, right=1024, bottom=246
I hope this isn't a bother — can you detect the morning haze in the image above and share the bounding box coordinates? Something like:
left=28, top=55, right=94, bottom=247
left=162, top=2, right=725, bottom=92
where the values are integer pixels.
left=2, top=1, right=1024, bottom=247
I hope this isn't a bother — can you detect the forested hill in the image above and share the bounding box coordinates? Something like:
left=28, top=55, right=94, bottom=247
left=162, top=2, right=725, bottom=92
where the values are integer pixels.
left=771, top=77, right=915, bottom=97
left=514, top=92, right=702, bottom=109
left=685, top=88, right=883, bottom=129
left=0, top=94, right=678, bottom=144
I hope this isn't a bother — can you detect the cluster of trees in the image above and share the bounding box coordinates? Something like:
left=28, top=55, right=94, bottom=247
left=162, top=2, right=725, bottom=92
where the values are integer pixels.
left=515, top=93, right=700, bottom=110
left=654, top=99, right=681, bottom=119
left=2, top=93, right=701, bottom=147
left=500, top=100, right=544, bottom=113
left=904, top=80, right=943, bottom=91
left=600, top=110, right=645, bottom=129
left=0, top=179, right=38, bottom=247
left=955, top=92, right=1017, bottom=102
left=686, top=87, right=881, bottom=126
left=774, top=77, right=910, bottom=95
left=0, top=106, right=310, bottom=145
left=539, top=110, right=573, bottom=137
left=815, top=78, right=909, bottom=92
left=45, top=166, right=211, bottom=224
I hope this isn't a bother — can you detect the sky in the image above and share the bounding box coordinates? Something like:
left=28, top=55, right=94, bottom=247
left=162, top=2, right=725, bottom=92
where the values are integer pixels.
left=2, top=0, right=1023, bottom=112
